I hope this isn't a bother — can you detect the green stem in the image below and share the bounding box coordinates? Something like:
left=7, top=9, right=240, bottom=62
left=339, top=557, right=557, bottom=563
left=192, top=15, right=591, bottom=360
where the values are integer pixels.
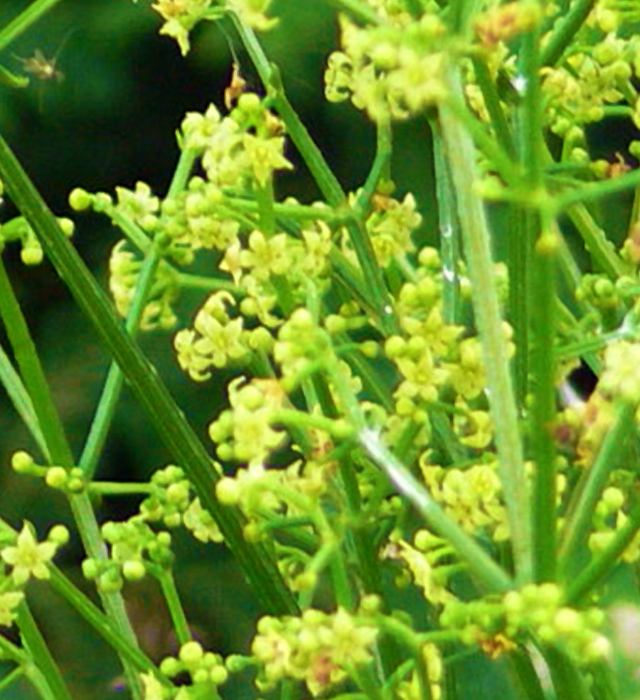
left=439, top=61, right=532, bottom=583
left=359, top=428, right=513, bottom=593
left=0, top=667, right=26, bottom=694
left=430, top=117, right=461, bottom=326
left=353, top=115, right=393, bottom=218
left=519, top=23, right=558, bottom=583
left=47, top=565, right=169, bottom=683
left=69, top=493, right=144, bottom=698
left=565, top=501, right=640, bottom=605
left=0, top=129, right=298, bottom=617
left=88, top=481, right=154, bottom=496
left=530, top=223, right=559, bottom=583
left=0, top=256, right=74, bottom=466
left=0, top=341, right=49, bottom=459
left=559, top=400, right=636, bottom=570
left=540, top=644, right=592, bottom=700
left=0, top=0, right=63, bottom=55
left=0, top=245, right=144, bottom=695
left=79, top=244, right=162, bottom=479
left=470, top=56, right=515, bottom=157
left=16, top=603, right=73, bottom=700
left=540, top=0, right=597, bottom=67
left=558, top=171, right=640, bottom=221
left=157, top=568, right=192, bottom=646
left=230, top=16, right=397, bottom=335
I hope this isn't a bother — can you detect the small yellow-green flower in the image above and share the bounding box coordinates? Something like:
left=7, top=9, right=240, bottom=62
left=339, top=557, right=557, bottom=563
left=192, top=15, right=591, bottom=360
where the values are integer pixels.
left=1, top=523, right=58, bottom=585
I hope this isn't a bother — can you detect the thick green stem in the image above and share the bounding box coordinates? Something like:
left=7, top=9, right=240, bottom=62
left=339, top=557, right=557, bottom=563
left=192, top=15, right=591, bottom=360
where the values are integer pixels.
left=439, top=62, right=532, bottom=583
left=530, top=224, right=559, bottom=583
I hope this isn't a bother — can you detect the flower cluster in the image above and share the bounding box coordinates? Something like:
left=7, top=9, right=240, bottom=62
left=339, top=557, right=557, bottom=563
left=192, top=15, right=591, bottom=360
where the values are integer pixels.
left=82, top=520, right=174, bottom=591
left=173, top=291, right=257, bottom=380
left=542, top=31, right=637, bottom=135
left=441, top=583, right=610, bottom=664
left=182, top=95, right=291, bottom=190
left=11, top=450, right=86, bottom=494
left=341, top=191, right=422, bottom=268
left=208, top=376, right=287, bottom=465
left=251, top=606, right=378, bottom=696
left=325, top=12, right=448, bottom=121
left=421, top=460, right=509, bottom=541
left=598, top=340, right=640, bottom=404
left=149, top=0, right=274, bottom=56
left=139, top=464, right=224, bottom=544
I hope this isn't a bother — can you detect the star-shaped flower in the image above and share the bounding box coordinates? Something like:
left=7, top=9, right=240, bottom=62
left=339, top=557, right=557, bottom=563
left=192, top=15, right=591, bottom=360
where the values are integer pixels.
left=1, top=524, right=57, bottom=586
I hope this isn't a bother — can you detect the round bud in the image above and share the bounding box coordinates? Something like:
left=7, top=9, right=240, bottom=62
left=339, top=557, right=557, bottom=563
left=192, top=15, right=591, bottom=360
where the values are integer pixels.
left=68, top=188, right=92, bottom=211
left=12, top=451, right=34, bottom=473
left=122, top=560, right=146, bottom=581
left=179, top=640, right=204, bottom=666
left=45, top=467, right=68, bottom=490
left=48, top=524, right=70, bottom=546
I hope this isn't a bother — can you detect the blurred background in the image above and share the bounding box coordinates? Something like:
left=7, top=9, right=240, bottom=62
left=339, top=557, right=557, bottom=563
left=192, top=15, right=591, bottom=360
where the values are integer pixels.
left=0, top=1, right=437, bottom=698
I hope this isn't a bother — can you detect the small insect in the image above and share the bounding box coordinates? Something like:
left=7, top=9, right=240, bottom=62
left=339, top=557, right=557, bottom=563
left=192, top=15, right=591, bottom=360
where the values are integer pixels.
left=18, top=48, right=64, bottom=83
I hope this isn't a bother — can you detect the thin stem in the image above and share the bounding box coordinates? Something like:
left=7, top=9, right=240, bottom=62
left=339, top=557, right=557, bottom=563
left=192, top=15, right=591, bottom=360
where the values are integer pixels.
left=46, top=565, right=169, bottom=682
left=16, top=603, right=73, bottom=700
left=565, top=500, right=640, bottom=605
left=430, top=117, right=461, bottom=326
left=540, top=0, right=597, bottom=67
left=79, top=243, right=162, bottom=479
left=359, top=428, right=514, bottom=594
left=69, top=493, right=144, bottom=698
left=157, top=568, right=192, bottom=646
left=470, top=56, right=515, bottom=157
left=88, top=481, right=154, bottom=496
left=557, top=170, right=640, bottom=217
left=0, top=0, right=63, bottom=55
left=0, top=341, right=49, bottom=459
left=540, top=644, right=593, bottom=700
left=0, top=255, right=74, bottom=466
left=559, top=400, right=636, bottom=569
left=439, top=61, right=532, bottom=583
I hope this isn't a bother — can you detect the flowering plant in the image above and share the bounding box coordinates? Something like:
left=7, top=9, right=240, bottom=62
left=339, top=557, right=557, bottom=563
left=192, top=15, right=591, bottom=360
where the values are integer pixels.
left=1, top=0, right=640, bottom=698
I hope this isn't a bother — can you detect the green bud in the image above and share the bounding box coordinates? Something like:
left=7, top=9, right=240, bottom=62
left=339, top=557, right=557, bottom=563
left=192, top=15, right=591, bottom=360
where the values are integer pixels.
left=12, top=451, right=34, bottom=473
left=122, top=560, right=146, bottom=581
left=68, top=188, right=92, bottom=211
left=179, top=640, right=204, bottom=665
